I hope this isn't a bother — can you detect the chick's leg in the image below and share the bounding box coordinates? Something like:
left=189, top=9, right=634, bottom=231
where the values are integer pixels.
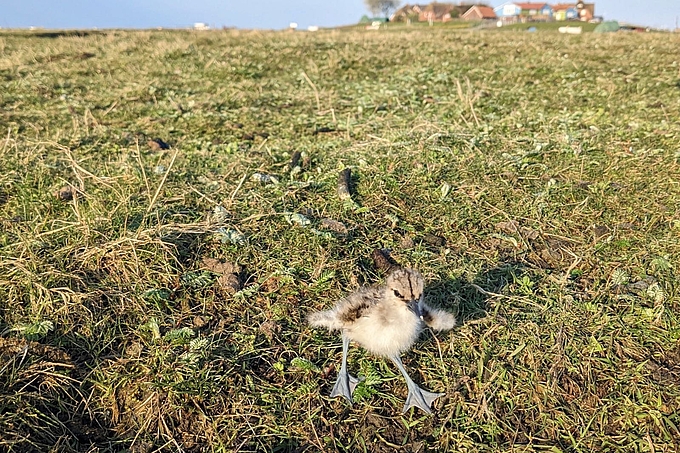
left=390, top=355, right=444, bottom=414
left=330, top=333, right=360, bottom=403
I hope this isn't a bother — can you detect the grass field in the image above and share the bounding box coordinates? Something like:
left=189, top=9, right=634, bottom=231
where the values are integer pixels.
left=1, top=26, right=679, bottom=452
left=499, top=21, right=599, bottom=32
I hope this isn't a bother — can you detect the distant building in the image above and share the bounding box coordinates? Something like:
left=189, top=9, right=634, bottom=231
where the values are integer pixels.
left=461, top=5, right=497, bottom=21
left=420, top=3, right=458, bottom=23
left=390, top=4, right=425, bottom=22
left=493, top=2, right=594, bottom=23
left=549, top=3, right=596, bottom=21
left=552, top=4, right=578, bottom=20
left=391, top=3, right=494, bottom=23
left=516, top=3, right=553, bottom=21
left=193, top=22, right=210, bottom=30
left=493, top=2, right=522, bottom=21
left=392, top=1, right=595, bottom=25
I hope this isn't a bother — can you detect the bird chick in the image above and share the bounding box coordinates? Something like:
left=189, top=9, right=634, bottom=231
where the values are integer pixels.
left=308, top=267, right=456, bottom=413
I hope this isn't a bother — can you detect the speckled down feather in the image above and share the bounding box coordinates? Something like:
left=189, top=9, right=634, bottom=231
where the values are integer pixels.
left=308, top=268, right=456, bottom=357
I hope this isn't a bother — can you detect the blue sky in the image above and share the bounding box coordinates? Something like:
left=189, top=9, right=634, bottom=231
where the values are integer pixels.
left=1, top=1, right=678, bottom=30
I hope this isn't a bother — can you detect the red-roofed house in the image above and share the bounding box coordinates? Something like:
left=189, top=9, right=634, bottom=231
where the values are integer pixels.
left=461, top=5, right=497, bottom=21
left=391, top=3, right=459, bottom=23
left=516, top=3, right=553, bottom=20
left=390, top=4, right=426, bottom=22
left=419, top=3, right=458, bottom=22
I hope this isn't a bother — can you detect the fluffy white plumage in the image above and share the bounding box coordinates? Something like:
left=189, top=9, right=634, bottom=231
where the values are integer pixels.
left=308, top=267, right=455, bottom=355
left=308, top=267, right=456, bottom=413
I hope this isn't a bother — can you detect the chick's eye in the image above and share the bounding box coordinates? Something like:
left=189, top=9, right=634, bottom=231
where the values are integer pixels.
left=393, top=289, right=403, bottom=299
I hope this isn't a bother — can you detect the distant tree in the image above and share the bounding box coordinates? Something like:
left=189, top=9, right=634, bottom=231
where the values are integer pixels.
left=364, top=0, right=401, bottom=18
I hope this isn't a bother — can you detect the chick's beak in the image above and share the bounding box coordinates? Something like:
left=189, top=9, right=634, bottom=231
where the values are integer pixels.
left=408, top=299, right=421, bottom=317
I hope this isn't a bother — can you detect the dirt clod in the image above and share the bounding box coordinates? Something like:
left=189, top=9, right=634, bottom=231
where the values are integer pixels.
left=201, top=257, right=240, bottom=275
left=320, top=218, right=348, bottom=235
left=200, top=257, right=241, bottom=294
left=400, top=234, right=415, bottom=249
left=54, top=185, right=74, bottom=201
left=193, top=316, right=208, bottom=328
left=148, top=138, right=170, bottom=151
left=423, top=233, right=445, bottom=247
left=259, top=320, right=281, bottom=341
left=496, top=220, right=539, bottom=240
left=372, top=248, right=400, bottom=273
left=216, top=273, right=241, bottom=294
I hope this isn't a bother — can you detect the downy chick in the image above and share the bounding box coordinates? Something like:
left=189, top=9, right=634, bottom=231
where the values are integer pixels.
left=308, top=267, right=456, bottom=413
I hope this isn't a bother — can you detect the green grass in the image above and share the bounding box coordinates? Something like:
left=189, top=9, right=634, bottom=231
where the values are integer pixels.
left=1, top=27, right=679, bottom=452
left=500, top=20, right=599, bottom=32
left=384, top=20, right=478, bottom=29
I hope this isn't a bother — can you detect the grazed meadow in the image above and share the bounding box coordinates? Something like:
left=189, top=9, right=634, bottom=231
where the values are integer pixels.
left=0, top=25, right=679, bottom=452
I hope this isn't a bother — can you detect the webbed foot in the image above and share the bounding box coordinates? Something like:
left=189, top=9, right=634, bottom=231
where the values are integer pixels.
left=330, top=372, right=361, bottom=403
left=402, top=386, right=445, bottom=414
